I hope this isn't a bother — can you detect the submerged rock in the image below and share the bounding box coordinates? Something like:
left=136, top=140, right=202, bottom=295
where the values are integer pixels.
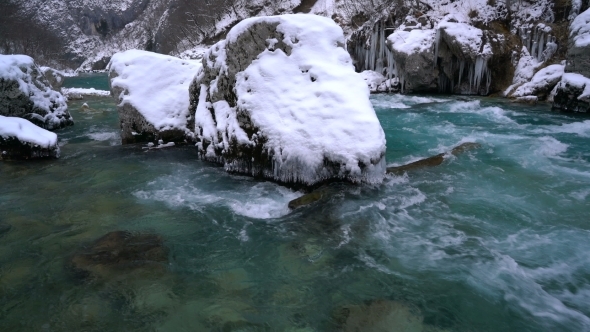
left=0, top=115, right=60, bottom=160
left=108, top=50, right=201, bottom=144
left=68, top=231, right=168, bottom=281
left=387, top=142, right=480, bottom=175
left=190, top=14, right=386, bottom=188
left=333, top=299, right=439, bottom=332
left=0, top=55, right=73, bottom=130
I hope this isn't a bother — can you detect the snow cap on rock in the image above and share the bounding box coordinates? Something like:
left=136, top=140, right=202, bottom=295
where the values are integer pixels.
left=192, top=14, right=387, bottom=187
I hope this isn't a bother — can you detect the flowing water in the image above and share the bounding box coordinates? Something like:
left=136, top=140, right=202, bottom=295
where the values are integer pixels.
left=1, top=75, right=589, bottom=331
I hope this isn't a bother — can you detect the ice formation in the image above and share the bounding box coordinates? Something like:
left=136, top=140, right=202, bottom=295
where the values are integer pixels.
left=191, top=14, right=387, bottom=187
left=108, top=50, right=201, bottom=142
left=351, top=21, right=398, bottom=91
left=0, top=55, right=71, bottom=130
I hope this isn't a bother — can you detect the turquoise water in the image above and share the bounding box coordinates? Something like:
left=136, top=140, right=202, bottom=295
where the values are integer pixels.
left=0, top=75, right=589, bottom=331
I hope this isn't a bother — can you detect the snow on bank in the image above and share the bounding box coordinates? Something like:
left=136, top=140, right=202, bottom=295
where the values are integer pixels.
left=109, top=50, right=202, bottom=137
left=0, top=115, right=58, bottom=148
left=194, top=14, right=387, bottom=186
left=0, top=55, right=70, bottom=129
left=61, top=87, right=110, bottom=99
left=512, top=64, right=564, bottom=97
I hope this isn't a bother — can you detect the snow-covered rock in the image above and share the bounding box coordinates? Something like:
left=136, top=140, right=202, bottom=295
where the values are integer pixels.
left=566, top=8, right=590, bottom=78
left=190, top=14, right=386, bottom=188
left=108, top=50, right=201, bottom=144
left=40, top=66, right=65, bottom=90
left=510, top=64, right=564, bottom=99
left=359, top=70, right=399, bottom=93
left=0, top=55, right=73, bottom=130
left=552, top=73, right=590, bottom=112
left=0, top=115, right=60, bottom=160
left=387, top=28, right=438, bottom=93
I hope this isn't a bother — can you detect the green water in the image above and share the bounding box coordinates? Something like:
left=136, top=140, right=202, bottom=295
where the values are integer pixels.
left=1, top=76, right=589, bottom=331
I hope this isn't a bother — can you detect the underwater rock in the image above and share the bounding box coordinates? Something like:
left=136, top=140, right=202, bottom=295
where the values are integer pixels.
left=333, top=299, right=425, bottom=332
left=190, top=14, right=386, bottom=188
left=387, top=142, right=480, bottom=175
left=0, top=116, right=60, bottom=160
left=0, top=55, right=73, bottom=130
left=0, top=222, right=11, bottom=237
left=68, top=230, right=168, bottom=281
left=108, top=50, right=200, bottom=144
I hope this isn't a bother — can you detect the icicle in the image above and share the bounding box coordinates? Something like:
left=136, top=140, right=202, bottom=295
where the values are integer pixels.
left=434, top=29, right=441, bottom=68
left=458, top=59, right=465, bottom=89
left=537, top=32, right=545, bottom=62
left=531, top=41, right=538, bottom=59
left=526, top=30, right=532, bottom=52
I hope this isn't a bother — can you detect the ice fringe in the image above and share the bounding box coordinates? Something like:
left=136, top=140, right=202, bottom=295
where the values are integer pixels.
left=351, top=21, right=398, bottom=91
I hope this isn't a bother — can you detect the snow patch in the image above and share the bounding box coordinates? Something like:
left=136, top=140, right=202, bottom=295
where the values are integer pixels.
left=0, top=115, right=58, bottom=148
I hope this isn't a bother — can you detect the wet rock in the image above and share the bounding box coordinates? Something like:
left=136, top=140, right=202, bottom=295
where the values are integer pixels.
left=0, top=55, right=73, bottom=130
left=68, top=231, right=168, bottom=281
left=288, top=187, right=330, bottom=210
left=387, top=142, right=481, bottom=175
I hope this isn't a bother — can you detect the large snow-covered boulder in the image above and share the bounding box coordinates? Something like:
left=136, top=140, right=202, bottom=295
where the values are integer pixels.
left=0, top=55, right=72, bottom=130
left=108, top=50, right=201, bottom=144
left=0, top=115, right=60, bottom=160
left=387, top=29, right=438, bottom=93
left=190, top=14, right=387, bottom=188
left=565, top=8, right=590, bottom=78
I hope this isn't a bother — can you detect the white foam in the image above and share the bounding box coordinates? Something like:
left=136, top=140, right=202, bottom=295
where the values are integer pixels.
left=134, top=171, right=300, bottom=219
left=539, top=120, right=590, bottom=138
left=87, top=131, right=120, bottom=145
left=535, top=136, right=569, bottom=158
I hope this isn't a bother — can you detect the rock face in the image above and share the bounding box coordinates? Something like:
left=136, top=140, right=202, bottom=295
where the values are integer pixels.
left=108, top=50, right=201, bottom=144
left=553, top=8, right=590, bottom=112
left=0, top=55, right=73, bottom=130
left=0, top=115, right=60, bottom=160
left=190, top=14, right=387, bottom=188
left=68, top=231, right=168, bottom=281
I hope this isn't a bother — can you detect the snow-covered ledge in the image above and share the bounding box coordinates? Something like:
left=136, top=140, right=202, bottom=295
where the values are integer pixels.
left=0, top=115, right=60, bottom=160
left=0, top=55, right=72, bottom=130
left=190, top=14, right=387, bottom=188
left=108, top=50, right=202, bottom=144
